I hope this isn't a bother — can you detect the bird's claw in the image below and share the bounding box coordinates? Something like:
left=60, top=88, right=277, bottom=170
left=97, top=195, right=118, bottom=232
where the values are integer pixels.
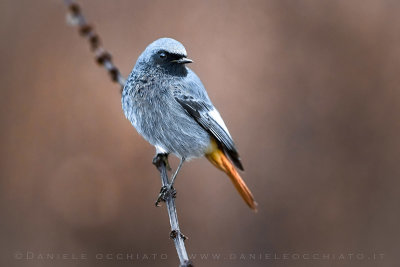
left=155, top=185, right=168, bottom=207
left=155, top=185, right=176, bottom=207
left=170, top=230, right=188, bottom=241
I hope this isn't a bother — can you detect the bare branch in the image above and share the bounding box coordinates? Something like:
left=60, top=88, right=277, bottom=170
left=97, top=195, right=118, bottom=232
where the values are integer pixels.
left=63, top=0, right=126, bottom=91
left=153, top=154, right=193, bottom=267
left=61, top=1, right=193, bottom=266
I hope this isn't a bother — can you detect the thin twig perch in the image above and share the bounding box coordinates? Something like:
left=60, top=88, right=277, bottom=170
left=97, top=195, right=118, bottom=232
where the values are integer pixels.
left=153, top=154, right=192, bottom=267
left=63, top=0, right=126, bottom=89
left=62, top=1, right=192, bottom=266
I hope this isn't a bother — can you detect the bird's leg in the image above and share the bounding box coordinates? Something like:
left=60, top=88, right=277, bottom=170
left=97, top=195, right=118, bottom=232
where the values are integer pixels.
left=152, top=152, right=171, bottom=171
left=153, top=153, right=177, bottom=206
left=153, top=155, right=185, bottom=206
left=169, top=157, right=185, bottom=188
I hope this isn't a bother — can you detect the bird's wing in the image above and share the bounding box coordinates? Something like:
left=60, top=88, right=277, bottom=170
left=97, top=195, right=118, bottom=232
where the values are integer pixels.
left=173, top=89, right=244, bottom=170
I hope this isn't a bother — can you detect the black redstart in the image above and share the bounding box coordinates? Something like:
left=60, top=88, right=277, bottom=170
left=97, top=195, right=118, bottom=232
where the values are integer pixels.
left=122, top=38, right=257, bottom=210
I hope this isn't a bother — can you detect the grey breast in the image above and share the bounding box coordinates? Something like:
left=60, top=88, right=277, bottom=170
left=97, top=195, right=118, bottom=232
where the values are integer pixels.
left=122, top=72, right=211, bottom=159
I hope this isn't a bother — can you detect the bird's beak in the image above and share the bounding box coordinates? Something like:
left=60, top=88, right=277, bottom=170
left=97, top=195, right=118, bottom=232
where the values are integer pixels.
left=171, top=58, right=193, bottom=64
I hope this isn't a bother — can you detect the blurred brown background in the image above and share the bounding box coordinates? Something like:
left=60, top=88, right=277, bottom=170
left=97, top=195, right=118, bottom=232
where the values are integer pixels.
left=1, top=0, right=399, bottom=266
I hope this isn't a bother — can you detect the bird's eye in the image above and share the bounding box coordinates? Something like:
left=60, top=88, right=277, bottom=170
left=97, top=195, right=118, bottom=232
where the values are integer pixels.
left=159, top=52, right=167, bottom=59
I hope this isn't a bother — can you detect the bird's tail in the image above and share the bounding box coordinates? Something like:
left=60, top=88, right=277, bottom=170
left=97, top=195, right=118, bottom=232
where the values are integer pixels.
left=206, top=147, right=258, bottom=211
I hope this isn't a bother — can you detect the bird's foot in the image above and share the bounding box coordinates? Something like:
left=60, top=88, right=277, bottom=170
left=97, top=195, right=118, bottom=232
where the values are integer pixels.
left=155, top=185, right=176, bottom=207
left=152, top=153, right=172, bottom=171
left=170, top=230, right=188, bottom=241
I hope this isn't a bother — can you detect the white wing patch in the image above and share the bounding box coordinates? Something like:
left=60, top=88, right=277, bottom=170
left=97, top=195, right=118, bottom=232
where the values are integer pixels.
left=208, top=109, right=231, bottom=138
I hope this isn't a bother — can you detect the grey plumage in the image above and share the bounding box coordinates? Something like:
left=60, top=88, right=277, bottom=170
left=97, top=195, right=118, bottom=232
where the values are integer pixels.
left=122, top=38, right=243, bottom=168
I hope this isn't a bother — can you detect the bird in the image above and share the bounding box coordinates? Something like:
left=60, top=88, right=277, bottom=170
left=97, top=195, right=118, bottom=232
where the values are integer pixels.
left=122, top=37, right=257, bottom=211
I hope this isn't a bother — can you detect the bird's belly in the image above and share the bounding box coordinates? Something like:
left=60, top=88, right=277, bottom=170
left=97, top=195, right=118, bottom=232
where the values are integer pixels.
left=141, top=112, right=211, bottom=159
left=122, top=93, right=211, bottom=159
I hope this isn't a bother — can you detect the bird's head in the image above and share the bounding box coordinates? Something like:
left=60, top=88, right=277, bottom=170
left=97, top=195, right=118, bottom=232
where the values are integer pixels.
left=136, top=38, right=193, bottom=74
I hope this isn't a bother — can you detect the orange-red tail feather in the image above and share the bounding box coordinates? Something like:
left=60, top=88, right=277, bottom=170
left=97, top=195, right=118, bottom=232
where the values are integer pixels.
left=206, top=148, right=257, bottom=211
